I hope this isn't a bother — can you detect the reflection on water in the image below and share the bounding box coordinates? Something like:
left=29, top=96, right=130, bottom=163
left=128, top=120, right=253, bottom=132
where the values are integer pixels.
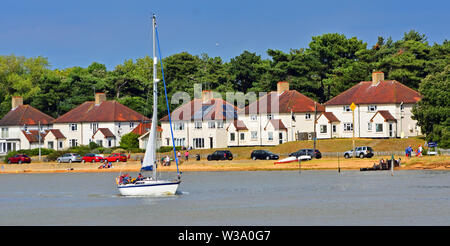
left=0, top=170, right=449, bottom=225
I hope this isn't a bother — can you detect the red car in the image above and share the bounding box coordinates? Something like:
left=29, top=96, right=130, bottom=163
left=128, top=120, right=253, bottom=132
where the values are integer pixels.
left=82, top=153, right=104, bottom=163
left=8, top=154, right=31, bottom=164
left=104, top=153, right=127, bottom=162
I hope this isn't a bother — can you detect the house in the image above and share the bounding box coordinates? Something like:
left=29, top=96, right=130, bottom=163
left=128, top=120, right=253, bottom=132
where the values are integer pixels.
left=322, top=71, right=422, bottom=139
left=130, top=122, right=163, bottom=149
left=52, top=93, right=150, bottom=148
left=0, top=96, right=55, bottom=154
left=160, top=91, right=238, bottom=149
left=230, top=81, right=324, bottom=146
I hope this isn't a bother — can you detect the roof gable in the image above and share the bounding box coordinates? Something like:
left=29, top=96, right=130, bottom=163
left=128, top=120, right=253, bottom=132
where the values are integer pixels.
left=0, top=105, right=55, bottom=126
left=53, top=101, right=149, bottom=123
left=240, top=90, right=324, bottom=115
left=325, top=80, right=421, bottom=106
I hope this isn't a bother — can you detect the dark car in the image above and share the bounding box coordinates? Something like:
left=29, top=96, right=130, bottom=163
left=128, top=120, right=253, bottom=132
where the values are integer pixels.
left=82, top=153, right=104, bottom=163
left=289, top=149, right=322, bottom=159
left=207, top=150, right=233, bottom=161
left=7, top=154, right=31, bottom=164
left=251, top=150, right=279, bottom=160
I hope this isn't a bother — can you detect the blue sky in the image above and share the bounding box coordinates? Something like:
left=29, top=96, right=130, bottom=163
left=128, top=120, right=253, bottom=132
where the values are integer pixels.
left=1, top=0, right=448, bottom=70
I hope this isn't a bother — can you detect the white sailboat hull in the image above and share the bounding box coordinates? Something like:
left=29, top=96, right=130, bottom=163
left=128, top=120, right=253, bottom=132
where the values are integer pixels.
left=118, top=179, right=181, bottom=196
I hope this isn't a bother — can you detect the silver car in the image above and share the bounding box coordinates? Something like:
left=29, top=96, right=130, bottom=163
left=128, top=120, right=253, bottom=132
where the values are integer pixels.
left=344, top=146, right=374, bottom=159
left=57, top=153, right=82, bottom=163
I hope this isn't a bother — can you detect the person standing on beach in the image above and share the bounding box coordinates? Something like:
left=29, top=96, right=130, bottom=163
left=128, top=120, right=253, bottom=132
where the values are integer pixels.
left=184, top=150, right=189, bottom=161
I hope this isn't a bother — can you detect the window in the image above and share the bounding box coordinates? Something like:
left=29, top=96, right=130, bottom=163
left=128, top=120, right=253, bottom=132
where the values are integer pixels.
left=305, top=113, right=311, bottom=120
left=343, top=105, right=351, bottom=112
left=117, top=122, right=121, bottom=128
left=129, top=122, right=135, bottom=128
left=96, top=140, right=103, bottom=147
left=90, top=123, right=98, bottom=133
left=193, top=138, right=204, bottom=148
left=240, top=133, right=245, bottom=141
left=70, top=123, right=77, bottom=131
left=368, top=105, right=377, bottom=112
left=108, top=139, right=112, bottom=147
left=174, top=138, right=185, bottom=147
left=230, top=133, right=235, bottom=141
left=58, top=141, right=63, bottom=149
left=194, top=122, right=202, bottom=129
left=1, top=128, right=8, bottom=138
left=217, top=121, right=224, bottom=128
left=208, top=121, right=215, bottom=128
left=47, top=141, right=54, bottom=149
left=320, top=125, right=327, bottom=133
left=174, top=122, right=184, bottom=130
left=251, top=131, right=258, bottom=140
left=343, top=123, right=353, bottom=132
left=267, top=114, right=273, bottom=120
left=376, top=123, right=383, bottom=132
left=332, top=125, right=337, bottom=133
left=268, top=132, right=273, bottom=141
left=69, top=139, right=78, bottom=147
left=368, top=122, right=372, bottom=131
left=251, top=115, right=257, bottom=121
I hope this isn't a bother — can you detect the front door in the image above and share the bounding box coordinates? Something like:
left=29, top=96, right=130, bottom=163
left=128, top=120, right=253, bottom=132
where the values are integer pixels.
left=389, top=123, right=393, bottom=137
left=209, top=137, right=213, bottom=149
left=279, top=132, right=283, bottom=144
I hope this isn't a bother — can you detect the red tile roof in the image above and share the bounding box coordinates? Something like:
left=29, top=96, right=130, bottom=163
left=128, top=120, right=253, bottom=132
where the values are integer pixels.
left=0, top=105, right=55, bottom=126
left=226, top=120, right=248, bottom=131
left=240, top=90, right=324, bottom=114
left=45, top=129, right=66, bottom=139
left=316, top=112, right=340, bottom=123
left=93, top=128, right=116, bottom=138
left=21, top=130, right=47, bottom=143
left=264, top=119, right=287, bottom=130
left=370, top=110, right=397, bottom=122
left=160, top=98, right=238, bottom=122
left=325, top=80, right=421, bottom=105
left=131, top=122, right=162, bottom=135
left=53, top=101, right=149, bottom=123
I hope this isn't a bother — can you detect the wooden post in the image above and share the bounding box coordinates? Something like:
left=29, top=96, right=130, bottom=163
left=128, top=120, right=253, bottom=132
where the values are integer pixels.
left=338, top=152, right=341, bottom=173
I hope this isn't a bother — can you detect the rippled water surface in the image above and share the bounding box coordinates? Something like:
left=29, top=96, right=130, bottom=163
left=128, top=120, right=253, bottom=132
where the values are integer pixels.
left=0, top=170, right=449, bottom=225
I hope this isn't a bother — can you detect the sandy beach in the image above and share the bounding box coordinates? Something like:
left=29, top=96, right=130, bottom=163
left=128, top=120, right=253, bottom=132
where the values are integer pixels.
left=1, top=155, right=449, bottom=174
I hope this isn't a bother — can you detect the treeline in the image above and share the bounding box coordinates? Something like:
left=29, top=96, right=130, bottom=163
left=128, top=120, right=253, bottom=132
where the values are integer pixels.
left=0, top=30, right=449, bottom=146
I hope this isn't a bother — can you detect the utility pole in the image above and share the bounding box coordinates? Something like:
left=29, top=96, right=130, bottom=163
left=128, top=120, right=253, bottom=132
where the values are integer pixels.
left=38, top=121, right=41, bottom=162
left=350, top=102, right=356, bottom=157
left=313, top=102, right=317, bottom=159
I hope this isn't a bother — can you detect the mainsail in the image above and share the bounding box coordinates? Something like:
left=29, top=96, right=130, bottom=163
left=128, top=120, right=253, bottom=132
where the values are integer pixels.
left=141, top=15, right=159, bottom=178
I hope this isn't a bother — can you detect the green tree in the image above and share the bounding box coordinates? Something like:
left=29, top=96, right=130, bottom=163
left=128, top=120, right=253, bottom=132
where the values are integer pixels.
left=119, top=132, right=140, bottom=150
left=412, top=65, right=450, bottom=148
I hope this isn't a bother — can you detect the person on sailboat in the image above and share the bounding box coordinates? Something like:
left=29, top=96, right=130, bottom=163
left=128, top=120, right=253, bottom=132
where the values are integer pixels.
left=137, top=173, right=144, bottom=181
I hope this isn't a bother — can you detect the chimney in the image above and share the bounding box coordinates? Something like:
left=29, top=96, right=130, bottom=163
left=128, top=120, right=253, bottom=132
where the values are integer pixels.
left=372, top=71, right=384, bottom=85
left=202, top=90, right=213, bottom=103
left=95, top=93, right=107, bottom=105
left=277, top=81, right=289, bottom=94
left=11, top=96, right=23, bottom=110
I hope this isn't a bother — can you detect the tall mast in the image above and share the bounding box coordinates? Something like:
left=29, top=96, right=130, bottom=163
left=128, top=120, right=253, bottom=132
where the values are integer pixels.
left=151, top=14, right=158, bottom=179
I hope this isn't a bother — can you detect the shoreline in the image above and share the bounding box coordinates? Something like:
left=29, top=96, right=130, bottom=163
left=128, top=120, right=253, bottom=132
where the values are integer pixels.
left=1, top=156, right=449, bottom=174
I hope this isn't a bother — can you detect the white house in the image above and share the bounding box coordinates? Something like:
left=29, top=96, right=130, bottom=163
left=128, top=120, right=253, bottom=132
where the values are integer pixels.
left=0, top=96, right=54, bottom=154
left=321, top=71, right=422, bottom=139
left=52, top=93, right=150, bottom=148
left=230, top=81, right=325, bottom=146
left=160, top=91, right=237, bottom=149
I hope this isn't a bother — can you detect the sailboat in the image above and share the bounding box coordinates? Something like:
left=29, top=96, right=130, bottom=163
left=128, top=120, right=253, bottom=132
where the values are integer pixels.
left=116, top=15, right=181, bottom=196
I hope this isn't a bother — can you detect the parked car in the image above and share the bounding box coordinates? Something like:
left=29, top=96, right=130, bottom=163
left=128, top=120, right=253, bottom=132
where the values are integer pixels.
left=57, top=153, right=82, bottom=163
left=289, top=149, right=322, bottom=159
left=207, top=150, right=233, bottom=161
left=344, top=146, right=374, bottom=159
left=104, top=153, right=128, bottom=162
left=251, top=150, right=279, bottom=160
left=82, top=153, right=104, bottom=163
left=7, top=154, right=31, bottom=164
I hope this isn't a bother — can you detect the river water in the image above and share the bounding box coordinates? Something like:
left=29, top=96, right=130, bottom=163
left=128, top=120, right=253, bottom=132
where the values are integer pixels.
left=0, top=170, right=449, bottom=225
